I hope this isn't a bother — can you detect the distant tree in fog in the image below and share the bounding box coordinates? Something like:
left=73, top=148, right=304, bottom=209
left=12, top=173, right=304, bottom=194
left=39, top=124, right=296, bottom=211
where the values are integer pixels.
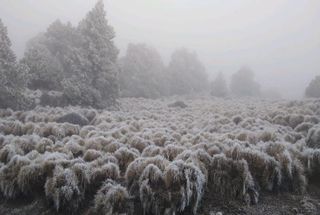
left=119, top=43, right=168, bottom=98
left=167, top=48, right=208, bottom=95
left=210, top=72, right=228, bottom=97
left=305, top=75, right=320, bottom=98
left=0, top=19, right=31, bottom=109
left=230, top=67, right=260, bottom=97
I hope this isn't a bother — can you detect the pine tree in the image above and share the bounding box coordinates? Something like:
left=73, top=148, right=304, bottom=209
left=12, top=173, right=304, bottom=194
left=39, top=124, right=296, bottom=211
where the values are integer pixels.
left=0, top=19, right=30, bottom=109
left=211, top=72, right=228, bottom=97
left=78, top=0, right=119, bottom=106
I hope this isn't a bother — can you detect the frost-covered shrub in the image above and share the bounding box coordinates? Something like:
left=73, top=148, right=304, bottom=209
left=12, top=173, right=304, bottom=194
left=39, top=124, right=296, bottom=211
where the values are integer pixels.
left=17, top=163, right=46, bottom=195
left=142, top=145, right=163, bottom=157
left=226, top=146, right=281, bottom=192
left=114, top=147, right=139, bottom=173
left=45, top=166, right=82, bottom=212
left=64, top=139, right=84, bottom=157
left=163, top=144, right=186, bottom=161
left=295, top=122, right=314, bottom=136
left=139, top=164, right=167, bottom=215
left=258, top=130, right=276, bottom=142
left=262, top=142, right=307, bottom=193
left=71, top=163, right=90, bottom=192
left=163, top=160, right=205, bottom=214
left=0, top=144, right=24, bottom=163
left=0, top=155, right=31, bottom=198
left=83, top=149, right=103, bottom=162
left=306, top=125, right=320, bottom=149
left=93, top=180, right=130, bottom=215
left=90, top=163, right=120, bottom=191
left=2, top=95, right=320, bottom=213
left=79, top=125, right=97, bottom=138
left=125, top=156, right=169, bottom=195
left=35, top=138, right=54, bottom=153
left=128, top=136, right=151, bottom=153
left=90, top=154, right=118, bottom=167
left=209, top=154, right=258, bottom=205
left=302, top=149, right=320, bottom=180
left=272, top=114, right=288, bottom=126
left=288, top=114, right=304, bottom=129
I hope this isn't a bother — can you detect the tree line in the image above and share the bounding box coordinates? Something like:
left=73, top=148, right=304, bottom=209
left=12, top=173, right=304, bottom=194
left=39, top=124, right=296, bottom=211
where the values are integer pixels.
left=0, top=0, right=319, bottom=110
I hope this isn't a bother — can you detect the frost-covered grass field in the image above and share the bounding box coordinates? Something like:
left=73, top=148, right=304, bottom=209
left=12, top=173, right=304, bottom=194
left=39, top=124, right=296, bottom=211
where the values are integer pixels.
left=0, top=97, right=320, bottom=215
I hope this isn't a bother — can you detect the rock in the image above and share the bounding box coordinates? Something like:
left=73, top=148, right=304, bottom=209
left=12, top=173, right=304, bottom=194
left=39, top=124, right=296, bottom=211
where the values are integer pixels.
left=168, top=101, right=188, bottom=108
left=56, top=112, right=89, bottom=126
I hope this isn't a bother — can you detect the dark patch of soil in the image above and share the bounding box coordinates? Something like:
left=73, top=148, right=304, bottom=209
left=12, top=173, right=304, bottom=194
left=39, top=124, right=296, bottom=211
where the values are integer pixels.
left=1, top=186, right=320, bottom=215
left=199, top=185, right=320, bottom=215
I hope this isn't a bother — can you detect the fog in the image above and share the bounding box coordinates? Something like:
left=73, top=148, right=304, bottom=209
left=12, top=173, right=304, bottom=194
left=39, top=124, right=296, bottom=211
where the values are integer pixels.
left=1, top=0, right=319, bottom=98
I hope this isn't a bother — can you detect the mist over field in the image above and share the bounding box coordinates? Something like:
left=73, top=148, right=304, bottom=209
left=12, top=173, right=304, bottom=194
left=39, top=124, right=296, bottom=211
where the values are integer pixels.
left=1, top=1, right=320, bottom=215
left=1, top=0, right=320, bottom=98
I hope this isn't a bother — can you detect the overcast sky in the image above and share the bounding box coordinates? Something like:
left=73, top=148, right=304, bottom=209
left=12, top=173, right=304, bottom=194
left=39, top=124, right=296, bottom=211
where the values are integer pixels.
left=0, top=0, right=319, bottom=98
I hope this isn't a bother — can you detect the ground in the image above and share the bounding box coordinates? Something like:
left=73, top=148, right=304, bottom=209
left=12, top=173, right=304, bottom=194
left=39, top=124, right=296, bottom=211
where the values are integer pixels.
left=0, top=96, right=320, bottom=215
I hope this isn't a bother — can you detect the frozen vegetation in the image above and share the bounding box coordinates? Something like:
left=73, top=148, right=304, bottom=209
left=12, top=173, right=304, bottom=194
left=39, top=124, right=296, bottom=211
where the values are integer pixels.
left=0, top=97, right=319, bottom=214
left=1, top=1, right=320, bottom=214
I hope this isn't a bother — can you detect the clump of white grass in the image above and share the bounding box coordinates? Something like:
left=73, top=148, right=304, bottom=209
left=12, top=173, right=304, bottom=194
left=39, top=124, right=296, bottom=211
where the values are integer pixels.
left=0, top=155, right=31, bottom=198
left=93, top=179, right=130, bottom=215
left=45, top=166, right=82, bottom=212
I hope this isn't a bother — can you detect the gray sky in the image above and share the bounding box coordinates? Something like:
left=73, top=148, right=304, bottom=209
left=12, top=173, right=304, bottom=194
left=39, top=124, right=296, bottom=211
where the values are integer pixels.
left=1, top=0, right=319, bottom=98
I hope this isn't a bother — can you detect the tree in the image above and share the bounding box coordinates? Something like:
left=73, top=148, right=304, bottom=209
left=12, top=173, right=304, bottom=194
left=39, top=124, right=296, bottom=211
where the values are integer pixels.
left=230, top=67, right=260, bottom=97
left=0, top=19, right=30, bottom=109
left=78, top=0, right=119, bottom=107
left=119, top=43, right=167, bottom=98
left=305, top=76, right=320, bottom=98
left=22, top=34, right=63, bottom=90
left=211, top=72, right=228, bottom=97
left=167, top=48, right=208, bottom=95
left=23, top=1, right=120, bottom=108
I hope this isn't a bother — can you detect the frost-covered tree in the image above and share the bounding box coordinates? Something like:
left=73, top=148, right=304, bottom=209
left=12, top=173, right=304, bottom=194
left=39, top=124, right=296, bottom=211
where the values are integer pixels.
left=0, top=19, right=30, bottom=109
left=167, top=48, right=208, bottom=95
left=305, top=75, right=320, bottom=98
left=23, top=1, right=119, bottom=108
left=22, top=34, right=63, bottom=90
left=230, top=67, right=260, bottom=97
left=210, top=72, right=228, bottom=97
left=78, top=0, right=119, bottom=107
left=119, top=43, right=167, bottom=98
